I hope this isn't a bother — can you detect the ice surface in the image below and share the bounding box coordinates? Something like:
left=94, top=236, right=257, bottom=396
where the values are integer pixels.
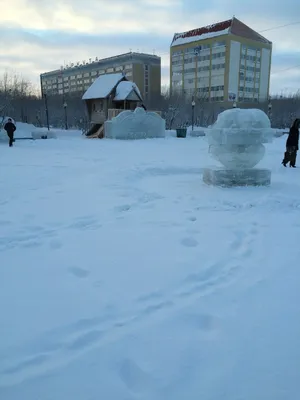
left=206, top=108, right=273, bottom=170
left=105, top=107, right=165, bottom=139
left=207, top=108, right=273, bottom=146
left=1, top=131, right=300, bottom=400
left=82, top=73, right=125, bottom=100
left=203, top=167, right=271, bottom=187
left=114, top=81, right=142, bottom=101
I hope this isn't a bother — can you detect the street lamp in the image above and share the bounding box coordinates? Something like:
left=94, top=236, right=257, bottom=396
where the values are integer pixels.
left=268, top=98, right=272, bottom=122
left=43, top=93, right=50, bottom=131
left=192, top=98, right=196, bottom=131
left=63, top=101, right=68, bottom=130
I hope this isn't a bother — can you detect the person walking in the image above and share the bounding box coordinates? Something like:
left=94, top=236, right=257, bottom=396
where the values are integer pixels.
left=4, top=118, right=16, bottom=147
left=282, top=118, right=300, bottom=167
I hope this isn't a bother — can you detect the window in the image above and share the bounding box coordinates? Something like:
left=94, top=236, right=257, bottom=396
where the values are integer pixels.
left=212, top=63, right=225, bottom=70
left=185, top=67, right=196, bottom=73
left=197, top=66, right=210, bottom=72
left=211, top=85, right=224, bottom=91
left=212, top=41, right=226, bottom=48
left=172, top=50, right=183, bottom=56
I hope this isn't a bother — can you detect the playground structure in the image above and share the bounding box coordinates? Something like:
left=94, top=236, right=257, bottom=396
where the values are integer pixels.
left=82, top=72, right=161, bottom=138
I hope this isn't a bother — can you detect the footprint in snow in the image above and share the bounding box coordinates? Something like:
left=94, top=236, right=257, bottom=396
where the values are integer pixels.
left=68, top=266, right=90, bottom=278
left=181, top=237, right=198, bottom=248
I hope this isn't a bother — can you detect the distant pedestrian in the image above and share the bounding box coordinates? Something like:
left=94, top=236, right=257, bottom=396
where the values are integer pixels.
left=4, top=118, right=16, bottom=147
left=282, top=118, right=300, bottom=167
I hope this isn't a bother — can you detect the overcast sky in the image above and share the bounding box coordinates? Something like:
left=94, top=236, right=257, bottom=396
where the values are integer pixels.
left=1, top=0, right=299, bottom=95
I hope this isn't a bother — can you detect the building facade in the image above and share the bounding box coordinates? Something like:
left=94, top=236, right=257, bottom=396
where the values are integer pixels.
left=170, top=18, right=272, bottom=104
left=40, top=52, right=161, bottom=102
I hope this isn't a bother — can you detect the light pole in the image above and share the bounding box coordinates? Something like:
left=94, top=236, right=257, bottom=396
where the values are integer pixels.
left=268, top=97, right=272, bottom=123
left=44, top=93, right=50, bottom=131
left=63, top=101, right=68, bottom=130
left=192, top=98, right=196, bottom=130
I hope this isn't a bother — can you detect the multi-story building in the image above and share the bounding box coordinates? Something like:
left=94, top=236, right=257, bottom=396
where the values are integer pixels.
left=40, top=52, right=161, bottom=102
left=170, top=17, right=272, bottom=104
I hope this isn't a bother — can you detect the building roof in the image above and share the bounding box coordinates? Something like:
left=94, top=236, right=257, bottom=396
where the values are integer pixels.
left=114, top=81, right=143, bottom=102
left=171, top=17, right=271, bottom=47
left=82, top=73, right=126, bottom=100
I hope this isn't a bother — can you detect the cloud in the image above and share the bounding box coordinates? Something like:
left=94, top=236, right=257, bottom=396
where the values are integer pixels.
left=0, top=0, right=299, bottom=95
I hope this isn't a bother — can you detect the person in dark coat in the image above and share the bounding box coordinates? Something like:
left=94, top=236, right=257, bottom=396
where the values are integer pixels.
left=282, top=118, right=300, bottom=167
left=4, top=118, right=16, bottom=147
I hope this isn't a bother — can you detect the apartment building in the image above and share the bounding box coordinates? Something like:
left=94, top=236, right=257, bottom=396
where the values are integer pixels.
left=40, top=52, right=161, bottom=102
left=170, top=17, right=272, bottom=104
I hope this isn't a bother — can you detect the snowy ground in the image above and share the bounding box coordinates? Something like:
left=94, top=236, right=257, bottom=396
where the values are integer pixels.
left=0, top=132, right=300, bottom=400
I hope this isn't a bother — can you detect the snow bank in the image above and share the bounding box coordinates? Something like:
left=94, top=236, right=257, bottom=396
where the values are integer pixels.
left=0, top=121, right=36, bottom=142
left=1, top=116, right=16, bottom=125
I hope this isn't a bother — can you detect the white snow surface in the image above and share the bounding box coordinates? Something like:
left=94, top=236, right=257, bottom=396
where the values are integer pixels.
left=171, top=28, right=229, bottom=47
left=1, top=131, right=300, bottom=400
left=114, top=81, right=142, bottom=101
left=82, top=73, right=125, bottom=100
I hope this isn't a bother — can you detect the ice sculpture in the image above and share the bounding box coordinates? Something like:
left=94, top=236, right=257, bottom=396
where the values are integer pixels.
left=203, top=108, right=274, bottom=187
left=104, top=107, right=165, bottom=140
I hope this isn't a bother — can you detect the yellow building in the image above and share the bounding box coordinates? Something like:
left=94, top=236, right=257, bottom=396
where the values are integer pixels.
left=170, top=17, right=272, bottom=104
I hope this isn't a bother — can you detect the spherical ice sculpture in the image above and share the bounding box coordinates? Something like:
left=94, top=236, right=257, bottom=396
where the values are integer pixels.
left=203, top=108, right=273, bottom=187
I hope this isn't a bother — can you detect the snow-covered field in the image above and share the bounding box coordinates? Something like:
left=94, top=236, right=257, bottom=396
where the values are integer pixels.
left=1, top=131, right=300, bottom=400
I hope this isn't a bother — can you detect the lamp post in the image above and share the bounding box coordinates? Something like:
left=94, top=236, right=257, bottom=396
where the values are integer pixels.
left=268, top=97, right=272, bottom=124
left=63, top=101, right=68, bottom=130
left=192, top=98, right=196, bottom=131
left=43, top=93, right=50, bottom=131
